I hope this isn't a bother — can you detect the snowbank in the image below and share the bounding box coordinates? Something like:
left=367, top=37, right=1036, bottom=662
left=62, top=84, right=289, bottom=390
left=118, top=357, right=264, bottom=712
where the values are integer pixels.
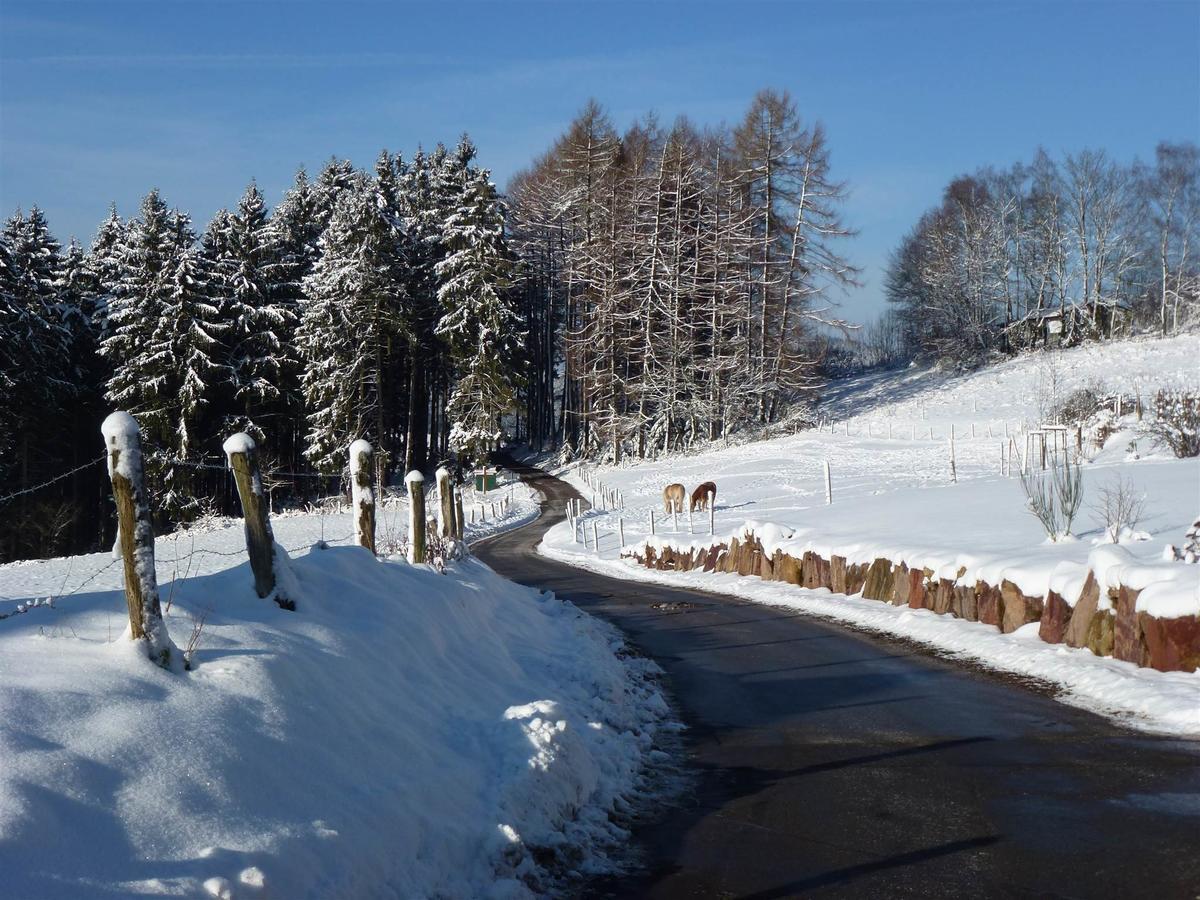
left=0, top=481, right=667, bottom=898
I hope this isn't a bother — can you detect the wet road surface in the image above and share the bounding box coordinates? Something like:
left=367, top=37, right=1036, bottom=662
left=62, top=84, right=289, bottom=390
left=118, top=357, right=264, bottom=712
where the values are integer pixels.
left=474, top=460, right=1200, bottom=899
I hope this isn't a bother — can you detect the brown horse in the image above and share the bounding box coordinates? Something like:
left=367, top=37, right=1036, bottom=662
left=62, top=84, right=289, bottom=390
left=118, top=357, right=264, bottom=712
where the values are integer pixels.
left=690, top=481, right=717, bottom=512
left=663, top=483, right=686, bottom=514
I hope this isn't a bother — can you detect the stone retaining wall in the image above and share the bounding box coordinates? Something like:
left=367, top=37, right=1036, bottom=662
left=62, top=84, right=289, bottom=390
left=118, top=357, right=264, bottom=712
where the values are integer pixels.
left=623, top=534, right=1200, bottom=673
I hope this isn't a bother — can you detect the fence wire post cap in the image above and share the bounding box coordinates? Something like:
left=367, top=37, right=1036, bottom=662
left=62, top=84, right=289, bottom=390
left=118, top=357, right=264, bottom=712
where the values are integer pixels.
left=349, top=439, right=373, bottom=463
left=101, top=411, right=139, bottom=441
left=405, top=470, right=424, bottom=485
left=222, top=432, right=256, bottom=458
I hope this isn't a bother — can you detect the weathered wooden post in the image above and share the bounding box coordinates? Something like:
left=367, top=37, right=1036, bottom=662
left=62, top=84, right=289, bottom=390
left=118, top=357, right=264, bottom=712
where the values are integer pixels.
left=618, top=517, right=625, bottom=549
left=591, top=521, right=599, bottom=551
left=649, top=509, right=656, bottom=535
left=454, top=488, right=465, bottom=541
left=709, top=503, right=715, bottom=535
left=435, top=467, right=454, bottom=537
left=405, top=470, right=426, bottom=564
left=224, top=433, right=287, bottom=606
left=823, top=460, right=832, bottom=505
left=102, top=412, right=173, bottom=667
left=349, top=439, right=376, bottom=555
left=950, top=424, right=957, bottom=483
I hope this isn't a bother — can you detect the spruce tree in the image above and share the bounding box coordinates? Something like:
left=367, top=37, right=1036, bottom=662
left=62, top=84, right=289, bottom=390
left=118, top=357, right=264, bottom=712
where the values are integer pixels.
left=99, top=190, right=178, bottom=445
left=211, top=182, right=297, bottom=441
left=435, top=167, right=521, bottom=464
left=299, top=167, right=407, bottom=472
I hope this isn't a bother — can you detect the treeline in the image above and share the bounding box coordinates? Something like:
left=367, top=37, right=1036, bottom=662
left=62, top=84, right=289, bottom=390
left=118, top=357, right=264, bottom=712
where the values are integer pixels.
left=508, top=90, right=857, bottom=460
left=0, top=137, right=519, bottom=561
left=884, top=142, right=1200, bottom=366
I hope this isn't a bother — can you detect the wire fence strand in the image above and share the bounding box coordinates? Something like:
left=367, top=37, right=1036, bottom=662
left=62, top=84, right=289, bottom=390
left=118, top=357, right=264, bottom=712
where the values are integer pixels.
left=0, top=453, right=107, bottom=508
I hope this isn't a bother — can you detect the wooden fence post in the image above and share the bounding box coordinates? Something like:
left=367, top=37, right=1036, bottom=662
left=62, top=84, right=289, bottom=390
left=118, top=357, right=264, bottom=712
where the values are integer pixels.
left=709, top=503, right=715, bottom=535
left=102, top=412, right=173, bottom=667
left=591, top=521, right=599, bottom=551
left=435, top=467, right=454, bottom=537
left=223, top=433, right=288, bottom=607
left=454, top=488, right=465, bottom=541
left=650, top=509, right=656, bottom=535
left=349, top=439, right=376, bottom=555
left=405, top=470, right=426, bottom=564
left=950, top=424, right=957, bottom=483
left=618, top=517, right=625, bottom=548
left=823, top=460, right=832, bottom=505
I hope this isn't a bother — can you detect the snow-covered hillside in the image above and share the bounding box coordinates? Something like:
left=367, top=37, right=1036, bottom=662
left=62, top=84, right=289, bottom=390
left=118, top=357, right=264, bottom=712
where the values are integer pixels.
left=540, top=335, right=1200, bottom=734
left=0, top=477, right=672, bottom=898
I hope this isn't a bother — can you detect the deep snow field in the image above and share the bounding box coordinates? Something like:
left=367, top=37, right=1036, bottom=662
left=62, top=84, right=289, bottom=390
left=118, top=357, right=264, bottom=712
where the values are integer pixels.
left=0, top=476, right=673, bottom=898
left=540, top=334, right=1200, bottom=736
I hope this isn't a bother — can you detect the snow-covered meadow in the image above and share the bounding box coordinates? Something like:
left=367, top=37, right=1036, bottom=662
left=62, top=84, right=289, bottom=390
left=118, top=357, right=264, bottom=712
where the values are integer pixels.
left=539, top=335, right=1200, bottom=734
left=0, top=476, right=673, bottom=898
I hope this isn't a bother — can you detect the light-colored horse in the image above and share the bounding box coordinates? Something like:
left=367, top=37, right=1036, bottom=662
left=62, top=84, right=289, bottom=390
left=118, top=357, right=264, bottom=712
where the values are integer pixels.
left=662, top=483, right=686, bottom=514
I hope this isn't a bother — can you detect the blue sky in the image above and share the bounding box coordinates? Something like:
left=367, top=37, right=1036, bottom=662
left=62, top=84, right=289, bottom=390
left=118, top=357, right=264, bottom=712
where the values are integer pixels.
left=1, top=0, right=1196, bottom=324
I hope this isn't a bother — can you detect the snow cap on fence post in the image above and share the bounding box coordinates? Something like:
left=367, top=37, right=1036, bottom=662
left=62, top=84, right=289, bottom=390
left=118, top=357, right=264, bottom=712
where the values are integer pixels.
left=102, top=411, right=174, bottom=668
left=405, top=470, right=426, bottom=564
left=349, top=439, right=376, bottom=555
left=224, top=432, right=289, bottom=607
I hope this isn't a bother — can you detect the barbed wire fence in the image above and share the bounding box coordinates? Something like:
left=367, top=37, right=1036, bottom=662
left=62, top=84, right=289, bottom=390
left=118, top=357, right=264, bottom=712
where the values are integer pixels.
left=1, top=420, right=531, bottom=638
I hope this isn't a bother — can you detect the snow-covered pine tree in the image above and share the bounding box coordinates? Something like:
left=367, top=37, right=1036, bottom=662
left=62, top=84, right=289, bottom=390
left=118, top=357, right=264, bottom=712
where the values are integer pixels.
left=0, top=208, right=81, bottom=558
left=100, top=190, right=180, bottom=445
left=211, top=183, right=296, bottom=442
left=299, top=162, right=408, bottom=473
left=398, top=148, right=443, bottom=472
left=153, top=245, right=229, bottom=518
left=1, top=208, right=72, bottom=447
left=264, top=168, right=324, bottom=472
left=435, top=166, right=521, bottom=465
left=85, top=205, right=129, bottom=342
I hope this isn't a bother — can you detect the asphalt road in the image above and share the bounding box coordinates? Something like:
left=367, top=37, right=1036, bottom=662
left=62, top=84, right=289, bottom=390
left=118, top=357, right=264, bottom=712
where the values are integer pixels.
left=474, top=460, right=1200, bottom=899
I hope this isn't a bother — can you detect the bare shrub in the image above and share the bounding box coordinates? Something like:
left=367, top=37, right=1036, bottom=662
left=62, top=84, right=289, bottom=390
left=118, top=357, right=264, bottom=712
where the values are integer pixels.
left=1144, top=388, right=1200, bottom=457
left=1021, top=470, right=1060, bottom=538
left=183, top=606, right=210, bottom=670
left=1021, top=453, right=1084, bottom=540
left=1091, top=474, right=1146, bottom=543
left=1034, top=355, right=1063, bottom=424
left=1053, top=454, right=1084, bottom=534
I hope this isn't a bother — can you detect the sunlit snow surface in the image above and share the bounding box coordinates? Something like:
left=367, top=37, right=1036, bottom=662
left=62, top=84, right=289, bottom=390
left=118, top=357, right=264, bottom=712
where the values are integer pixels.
left=0, top=478, right=671, bottom=898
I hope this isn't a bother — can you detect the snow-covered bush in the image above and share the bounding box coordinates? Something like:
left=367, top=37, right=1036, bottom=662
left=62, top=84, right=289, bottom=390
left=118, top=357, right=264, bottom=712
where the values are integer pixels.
left=1144, top=388, right=1200, bottom=457
left=1052, top=381, right=1107, bottom=424
left=1166, top=517, right=1200, bottom=563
